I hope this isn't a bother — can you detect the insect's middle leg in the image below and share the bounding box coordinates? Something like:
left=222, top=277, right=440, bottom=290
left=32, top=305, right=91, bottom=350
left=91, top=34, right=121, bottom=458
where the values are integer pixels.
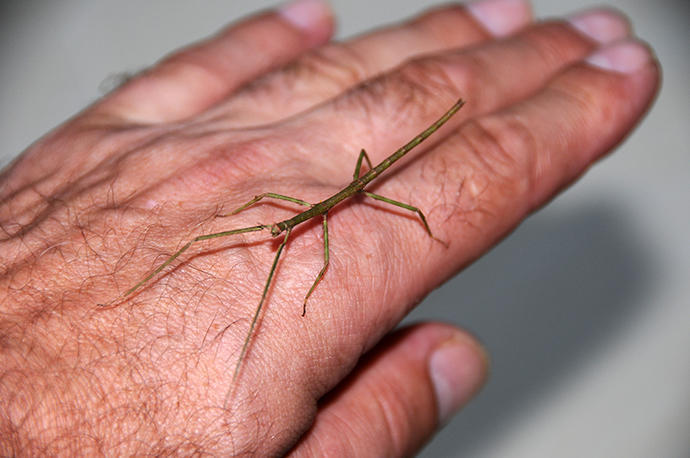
left=353, top=149, right=373, bottom=180
left=362, top=191, right=447, bottom=247
left=219, top=192, right=312, bottom=217
left=302, top=213, right=329, bottom=316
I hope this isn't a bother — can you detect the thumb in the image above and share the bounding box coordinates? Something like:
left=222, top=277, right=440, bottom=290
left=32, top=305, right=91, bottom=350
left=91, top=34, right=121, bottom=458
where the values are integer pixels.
left=290, top=323, right=489, bottom=456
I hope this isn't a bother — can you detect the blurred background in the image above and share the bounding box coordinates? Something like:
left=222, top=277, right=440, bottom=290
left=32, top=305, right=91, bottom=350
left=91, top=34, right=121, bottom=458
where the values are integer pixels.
left=0, top=1, right=687, bottom=456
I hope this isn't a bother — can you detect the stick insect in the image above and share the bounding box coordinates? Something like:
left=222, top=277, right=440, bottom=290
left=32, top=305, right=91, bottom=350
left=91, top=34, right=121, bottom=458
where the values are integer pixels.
left=106, top=98, right=465, bottom=382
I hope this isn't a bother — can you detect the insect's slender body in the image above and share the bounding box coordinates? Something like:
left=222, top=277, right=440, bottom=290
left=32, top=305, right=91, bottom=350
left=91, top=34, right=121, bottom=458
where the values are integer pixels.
left=272, top=99, right=465, bottom=236
left=106, top=99, right=465, bottom=389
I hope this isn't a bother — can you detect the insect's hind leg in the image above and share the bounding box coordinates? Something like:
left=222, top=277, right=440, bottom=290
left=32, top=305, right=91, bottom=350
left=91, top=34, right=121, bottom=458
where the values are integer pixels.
left=99, top=224, right=268, bottom=306
left=218, top=192, right=312, bottom=217
left=302, top=213, right=329, bottom=316
left=362, top=191, right=448, bottom=247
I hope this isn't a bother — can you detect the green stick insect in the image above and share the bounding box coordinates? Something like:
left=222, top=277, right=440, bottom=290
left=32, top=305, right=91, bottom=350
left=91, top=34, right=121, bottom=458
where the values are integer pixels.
left=107, top=98, right=465, bottom=382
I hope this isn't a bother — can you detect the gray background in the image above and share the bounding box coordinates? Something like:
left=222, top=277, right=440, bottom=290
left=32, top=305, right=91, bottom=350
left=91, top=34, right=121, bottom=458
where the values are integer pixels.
left=1, top=1, right=687, bottom=457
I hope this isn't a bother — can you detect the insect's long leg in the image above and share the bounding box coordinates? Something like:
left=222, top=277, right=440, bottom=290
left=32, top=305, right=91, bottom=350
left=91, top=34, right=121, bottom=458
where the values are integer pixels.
left=218, top=192, right=312, bottom=217
left=103, top=225, right=268, bottom=304
left=233, top=227, right=292, bottom=381
left=362, top=191, right=447, bottom=247
left=302, top=213, right=329, bottom=316
left=353, top=149, right=373, bottom=180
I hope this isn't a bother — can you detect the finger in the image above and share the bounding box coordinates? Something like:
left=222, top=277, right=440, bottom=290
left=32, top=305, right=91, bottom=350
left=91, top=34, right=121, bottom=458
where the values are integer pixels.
left=206, top=0, right=532, bottom=126
left=93, top=0, right=333, bottom=123
left=365, top=39, right=659, bottom=297
left=297, top=9, right=632, bottom=171
left=289, top=323, right=488, bottom=457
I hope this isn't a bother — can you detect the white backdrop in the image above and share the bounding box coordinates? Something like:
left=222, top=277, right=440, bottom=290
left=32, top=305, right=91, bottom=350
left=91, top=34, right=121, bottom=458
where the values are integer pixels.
left=1, top=1, right=688, bottom=456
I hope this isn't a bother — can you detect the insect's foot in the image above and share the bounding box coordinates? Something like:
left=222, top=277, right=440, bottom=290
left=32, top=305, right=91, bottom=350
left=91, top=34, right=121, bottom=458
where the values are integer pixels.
left=433, top=236, right=450, bottom=248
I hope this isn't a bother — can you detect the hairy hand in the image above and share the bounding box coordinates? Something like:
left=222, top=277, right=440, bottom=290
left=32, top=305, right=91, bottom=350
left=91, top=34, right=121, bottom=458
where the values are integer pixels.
left=0, top=0, right=658, bottom=455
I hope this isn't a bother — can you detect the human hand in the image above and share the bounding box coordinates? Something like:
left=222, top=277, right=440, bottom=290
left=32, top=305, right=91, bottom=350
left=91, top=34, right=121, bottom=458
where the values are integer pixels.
left=0, top=0, right=658, bottom=455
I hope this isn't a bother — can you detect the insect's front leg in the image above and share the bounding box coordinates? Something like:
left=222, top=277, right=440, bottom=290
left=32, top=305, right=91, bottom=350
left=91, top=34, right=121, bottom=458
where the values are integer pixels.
left=218, top=192, right=312, bottom=217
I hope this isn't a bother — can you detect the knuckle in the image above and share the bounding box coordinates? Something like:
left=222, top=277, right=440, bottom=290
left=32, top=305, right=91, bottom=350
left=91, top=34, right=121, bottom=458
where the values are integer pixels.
left=282, top=44, right=369, bottom=91
left=341, top=56, right=463, bottom=120
left=158, top=50, right=225, bottom=87
left=521, top=21, right=594, bottom=63
left=461, top=114, right=538, bottom=195
left=424, top=114, right=539, bottom=229
left=436, top=53, right=485, bottom=107
left=394, top=57, right=461, bottom=101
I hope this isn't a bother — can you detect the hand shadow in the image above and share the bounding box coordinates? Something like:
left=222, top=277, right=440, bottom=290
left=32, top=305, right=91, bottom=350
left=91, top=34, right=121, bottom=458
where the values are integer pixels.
left=404, top=199, right=654, bottom=457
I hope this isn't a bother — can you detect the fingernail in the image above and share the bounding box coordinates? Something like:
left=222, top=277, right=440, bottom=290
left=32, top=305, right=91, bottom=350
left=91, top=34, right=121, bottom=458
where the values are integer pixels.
left=280, top=0, right=331, bottom=31
left=467, top=0, right=532, bottom=37
left=568, top=8, right=631, bottom=44
left=429, top=335, right=489, bottom=425
left=586, top=40, right=652, bottom=73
